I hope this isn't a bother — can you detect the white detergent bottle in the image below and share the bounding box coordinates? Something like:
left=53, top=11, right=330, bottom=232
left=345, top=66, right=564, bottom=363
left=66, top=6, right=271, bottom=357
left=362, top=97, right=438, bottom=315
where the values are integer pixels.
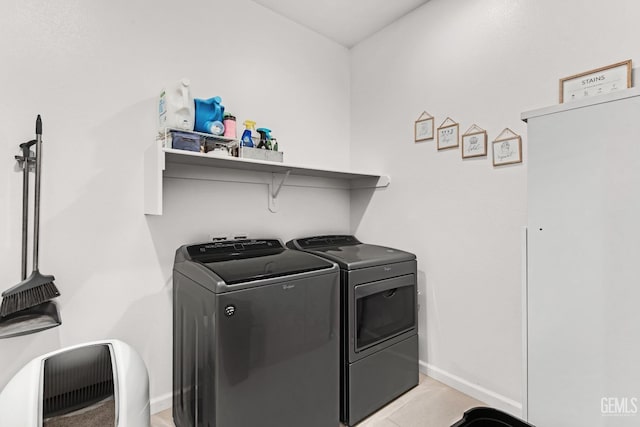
left=158, top=78, right=195, bottom=134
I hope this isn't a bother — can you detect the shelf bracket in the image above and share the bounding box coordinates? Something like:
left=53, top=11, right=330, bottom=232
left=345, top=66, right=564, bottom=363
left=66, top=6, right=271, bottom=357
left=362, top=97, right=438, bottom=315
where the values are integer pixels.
left=269, top=170, right=291, bottom=213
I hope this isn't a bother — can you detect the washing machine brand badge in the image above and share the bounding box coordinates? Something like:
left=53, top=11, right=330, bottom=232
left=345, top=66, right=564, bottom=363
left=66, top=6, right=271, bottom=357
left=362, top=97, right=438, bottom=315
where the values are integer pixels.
left=224, top=305, right=236, bottom=317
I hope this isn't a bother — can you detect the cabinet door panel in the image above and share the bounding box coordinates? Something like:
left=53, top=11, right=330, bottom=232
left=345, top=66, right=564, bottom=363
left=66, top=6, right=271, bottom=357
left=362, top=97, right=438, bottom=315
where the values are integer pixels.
left=527, top=95, right=640, bottom=427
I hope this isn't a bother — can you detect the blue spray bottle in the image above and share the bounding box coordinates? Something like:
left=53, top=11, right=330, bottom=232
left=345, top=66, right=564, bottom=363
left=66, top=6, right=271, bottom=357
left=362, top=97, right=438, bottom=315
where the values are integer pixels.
left=241, top=120, right=256, bottom=147
left=256, top=128, right=272, bottom=150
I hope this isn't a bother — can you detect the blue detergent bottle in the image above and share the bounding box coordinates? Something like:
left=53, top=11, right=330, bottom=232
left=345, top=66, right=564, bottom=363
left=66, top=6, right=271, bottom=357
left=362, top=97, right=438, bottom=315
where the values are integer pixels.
left=241, top=120, right=256, bottom=147
left=194, top=96, right=225, bottom=134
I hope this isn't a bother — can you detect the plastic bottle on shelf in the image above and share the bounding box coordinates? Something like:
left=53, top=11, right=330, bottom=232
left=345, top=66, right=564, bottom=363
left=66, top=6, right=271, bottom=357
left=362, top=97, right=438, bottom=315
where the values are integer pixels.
left=223, top=114, right=237, bottom=139
left=158, top=78, right=195, bottom=134
left=194, top=96, right=225, bottom=134
left=256, top=128, right=272, bottom=150
left=241, top=120, right=256, bottom=147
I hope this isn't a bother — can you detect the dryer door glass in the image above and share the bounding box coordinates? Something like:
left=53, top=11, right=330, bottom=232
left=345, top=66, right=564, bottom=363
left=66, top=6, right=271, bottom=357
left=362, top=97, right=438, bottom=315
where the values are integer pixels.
left=354, top=275, right=415, bottom=351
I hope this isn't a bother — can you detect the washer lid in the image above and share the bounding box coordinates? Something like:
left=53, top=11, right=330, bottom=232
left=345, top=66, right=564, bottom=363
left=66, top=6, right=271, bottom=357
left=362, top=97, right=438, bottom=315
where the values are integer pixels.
left=186, top=240, right=334, bottom=284
left=288, top=235, right=416, bottom=270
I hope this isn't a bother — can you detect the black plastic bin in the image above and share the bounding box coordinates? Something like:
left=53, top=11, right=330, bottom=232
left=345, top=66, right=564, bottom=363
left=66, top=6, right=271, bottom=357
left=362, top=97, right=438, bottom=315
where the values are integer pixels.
left=451, top=407, right=535, bottom=427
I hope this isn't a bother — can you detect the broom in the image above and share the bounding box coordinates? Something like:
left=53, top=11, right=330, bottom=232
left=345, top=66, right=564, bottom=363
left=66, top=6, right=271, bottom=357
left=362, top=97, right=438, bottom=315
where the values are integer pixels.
left=1, top=115, right=60, bottom=317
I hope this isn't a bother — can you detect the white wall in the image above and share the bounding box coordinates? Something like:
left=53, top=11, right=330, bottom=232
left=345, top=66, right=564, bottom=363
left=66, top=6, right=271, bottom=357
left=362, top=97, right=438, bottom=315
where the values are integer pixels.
left=0, top=0, right=351, bottom=411
left=350, top=0, right=640, bottom=414
left=4, top=0, right=640, bottom=417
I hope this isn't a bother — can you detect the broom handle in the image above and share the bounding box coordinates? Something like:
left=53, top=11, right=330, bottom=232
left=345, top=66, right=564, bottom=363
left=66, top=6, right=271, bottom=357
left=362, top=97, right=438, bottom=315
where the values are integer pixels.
left=33, top=115, right=42, bottom=271
left=19, top=140, right=36, bottom=280
left=21, top=156, right=29, bottom=279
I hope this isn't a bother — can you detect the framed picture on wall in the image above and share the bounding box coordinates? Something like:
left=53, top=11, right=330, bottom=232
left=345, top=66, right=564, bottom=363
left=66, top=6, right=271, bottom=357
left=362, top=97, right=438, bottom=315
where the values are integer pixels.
left=559, top=59, right=632, bottom=103
left=414, top=111, right=434, bottom=142
left=437, top=117, right=459, bottom=150
left=461, top=124, right=487, bottom=158
left=493, top=128, right=522, bottom=166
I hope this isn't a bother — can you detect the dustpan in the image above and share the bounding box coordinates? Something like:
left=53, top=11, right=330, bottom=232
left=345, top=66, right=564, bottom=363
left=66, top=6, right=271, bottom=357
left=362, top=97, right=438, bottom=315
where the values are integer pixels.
left=0, top=301, right=61, bottom=339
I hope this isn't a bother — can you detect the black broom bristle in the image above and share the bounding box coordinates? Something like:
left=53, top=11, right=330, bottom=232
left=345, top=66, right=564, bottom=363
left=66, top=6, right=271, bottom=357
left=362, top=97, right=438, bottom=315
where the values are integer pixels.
left=0, top=282, right=60, bottom=317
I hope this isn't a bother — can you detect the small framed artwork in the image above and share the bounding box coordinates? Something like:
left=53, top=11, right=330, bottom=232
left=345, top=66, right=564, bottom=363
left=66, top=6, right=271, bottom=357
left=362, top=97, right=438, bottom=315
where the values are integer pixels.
left=414, top=111, right=434, bottom=142
left=493, top=128, right=522, bottom=166
left=559, top=59, right=632, bottom=103
left=461, top=124, right=487, bottom=158
left=437, top=117, right=459, bottom=150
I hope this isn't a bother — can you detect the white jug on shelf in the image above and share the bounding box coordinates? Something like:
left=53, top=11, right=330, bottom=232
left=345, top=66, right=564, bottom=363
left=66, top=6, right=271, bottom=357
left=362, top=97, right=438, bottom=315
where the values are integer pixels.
left=158, top=78, right=195, bottom=134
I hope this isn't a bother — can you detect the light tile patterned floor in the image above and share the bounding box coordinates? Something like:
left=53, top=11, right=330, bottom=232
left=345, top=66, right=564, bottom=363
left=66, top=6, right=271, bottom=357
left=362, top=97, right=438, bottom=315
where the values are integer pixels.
left=151, top=374, right=484, bottom=427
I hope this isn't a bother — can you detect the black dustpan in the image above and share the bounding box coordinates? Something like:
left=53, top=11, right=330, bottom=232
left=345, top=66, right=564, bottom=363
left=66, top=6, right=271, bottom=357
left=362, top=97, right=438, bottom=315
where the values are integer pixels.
left=0, top=300, right=61, bottom=339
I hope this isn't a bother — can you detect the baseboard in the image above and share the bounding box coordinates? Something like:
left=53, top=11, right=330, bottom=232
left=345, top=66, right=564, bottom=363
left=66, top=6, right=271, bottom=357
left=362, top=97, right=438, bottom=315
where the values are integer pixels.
left=150, top=392, right=172, bottom=415
left=420, top=361, right=522, bottom=417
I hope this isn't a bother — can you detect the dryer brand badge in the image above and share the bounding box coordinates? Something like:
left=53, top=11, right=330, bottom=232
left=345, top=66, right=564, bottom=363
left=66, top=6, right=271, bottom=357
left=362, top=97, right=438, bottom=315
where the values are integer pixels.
left=282, top=284, right=296, bottom=290
left=224, top=305, right=236, bottom=317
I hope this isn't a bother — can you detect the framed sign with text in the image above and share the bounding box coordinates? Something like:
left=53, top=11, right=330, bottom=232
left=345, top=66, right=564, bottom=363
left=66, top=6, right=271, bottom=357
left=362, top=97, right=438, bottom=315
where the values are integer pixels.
left=461, top=124, right=487, bottom=159
left=437, top=117, right=459, bottom=150
left=492, top=128, right=522, bottom=166
left=559, top=60, right=632, bottom=103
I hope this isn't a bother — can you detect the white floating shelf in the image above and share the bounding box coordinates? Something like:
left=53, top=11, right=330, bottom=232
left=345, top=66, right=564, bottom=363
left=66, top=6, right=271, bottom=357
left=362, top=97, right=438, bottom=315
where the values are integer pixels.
left=144, top=140, right=390, bottom=215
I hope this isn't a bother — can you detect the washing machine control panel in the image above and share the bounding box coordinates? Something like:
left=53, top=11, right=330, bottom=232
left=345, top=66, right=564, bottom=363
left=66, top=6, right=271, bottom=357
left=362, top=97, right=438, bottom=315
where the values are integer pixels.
left=186, top=239, right=283, bottom=261
left=294, top=235, right=360, bottom=249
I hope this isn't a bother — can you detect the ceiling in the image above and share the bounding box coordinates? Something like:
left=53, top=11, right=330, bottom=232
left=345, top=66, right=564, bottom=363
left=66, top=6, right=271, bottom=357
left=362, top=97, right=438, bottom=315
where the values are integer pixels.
left=251, top=0, right=430, bottom=48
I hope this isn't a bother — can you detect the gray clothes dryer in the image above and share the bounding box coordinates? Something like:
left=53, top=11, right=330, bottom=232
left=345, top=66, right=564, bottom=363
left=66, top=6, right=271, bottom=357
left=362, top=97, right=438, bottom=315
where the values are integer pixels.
left=172, top=239, right=340, bottom=427
left=287, top=235, right=419, bottom=426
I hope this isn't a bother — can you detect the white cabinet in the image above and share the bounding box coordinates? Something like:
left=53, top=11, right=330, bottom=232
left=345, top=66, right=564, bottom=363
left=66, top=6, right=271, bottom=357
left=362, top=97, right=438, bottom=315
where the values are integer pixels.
left=523, top=88, right=640, bottom=426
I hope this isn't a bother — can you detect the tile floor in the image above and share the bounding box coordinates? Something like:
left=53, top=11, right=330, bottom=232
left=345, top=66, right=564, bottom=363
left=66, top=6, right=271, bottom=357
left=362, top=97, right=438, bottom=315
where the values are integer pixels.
left=150, top=374, right=484, bottom=427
